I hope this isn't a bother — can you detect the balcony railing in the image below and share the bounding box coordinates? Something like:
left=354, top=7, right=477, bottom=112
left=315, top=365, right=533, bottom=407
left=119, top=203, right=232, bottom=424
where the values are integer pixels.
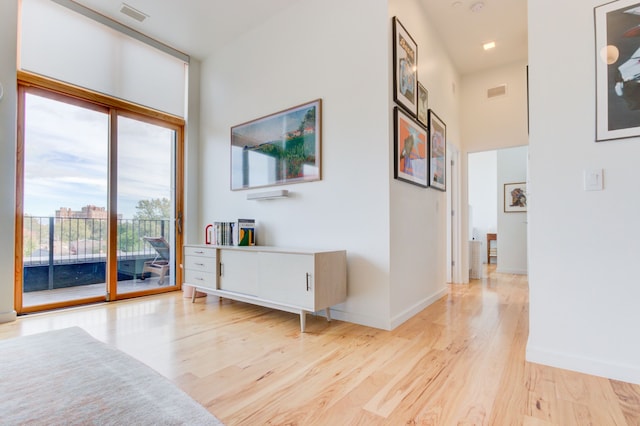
left=22, top=217, right=171, bottom=292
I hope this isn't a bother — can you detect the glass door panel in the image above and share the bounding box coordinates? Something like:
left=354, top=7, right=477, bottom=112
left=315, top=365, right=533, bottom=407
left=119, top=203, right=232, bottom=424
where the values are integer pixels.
left=21, top=91, right=109, bottom=308
left=116, top=114, right=177, bottom=295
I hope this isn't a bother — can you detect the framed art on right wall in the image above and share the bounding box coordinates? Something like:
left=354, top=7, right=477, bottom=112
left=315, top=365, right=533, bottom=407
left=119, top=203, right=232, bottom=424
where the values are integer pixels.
left=595, top=0, right=640, bottom=141
left=428, top=109, right=446, bottom=191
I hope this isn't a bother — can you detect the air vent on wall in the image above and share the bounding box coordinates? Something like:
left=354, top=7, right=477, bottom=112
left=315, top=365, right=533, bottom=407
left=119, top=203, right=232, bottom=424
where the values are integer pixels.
left=120, top=3, right=148, bottom=22
left=487, top=84, right=507, bottom=99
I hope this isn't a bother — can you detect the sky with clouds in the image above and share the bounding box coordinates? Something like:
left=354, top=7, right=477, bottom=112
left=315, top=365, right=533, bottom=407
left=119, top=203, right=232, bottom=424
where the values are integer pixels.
left=24, top=93, right=173, bottom=218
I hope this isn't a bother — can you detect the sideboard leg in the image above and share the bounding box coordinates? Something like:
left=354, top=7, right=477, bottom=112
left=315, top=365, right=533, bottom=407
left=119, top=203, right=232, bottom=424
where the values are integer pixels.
left=300, top=311, right=306, bottom=333
left=191, top=288, right=197, bottom=303
left=325, top=308, right=332, bottom=322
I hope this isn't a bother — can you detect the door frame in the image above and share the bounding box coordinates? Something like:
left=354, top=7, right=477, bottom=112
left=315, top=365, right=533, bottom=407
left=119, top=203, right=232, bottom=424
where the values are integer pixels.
left=447, top=143, right=462, bottom=283
left=15, top=71, right=185, bottom=313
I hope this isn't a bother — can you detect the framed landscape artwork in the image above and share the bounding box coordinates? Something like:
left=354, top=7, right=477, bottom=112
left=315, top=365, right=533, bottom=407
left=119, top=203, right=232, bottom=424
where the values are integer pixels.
left=504, top=182, right=527, bottom=213
left=393, top=17, right=418, bottom=116
left=394, top=107, right=428, bottom=188
left=230, top=99, right=321, bottom=190
left=595, top=0, right=640, bottom=141
left=428, top=109, right=446, bottom=191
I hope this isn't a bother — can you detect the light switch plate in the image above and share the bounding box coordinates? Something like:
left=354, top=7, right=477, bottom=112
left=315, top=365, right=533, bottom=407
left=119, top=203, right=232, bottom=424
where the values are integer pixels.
left=584, top=169, right=603, bottom=191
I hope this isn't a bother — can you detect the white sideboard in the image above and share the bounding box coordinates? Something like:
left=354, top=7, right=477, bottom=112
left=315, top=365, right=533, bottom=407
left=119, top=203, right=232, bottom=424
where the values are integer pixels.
left=183, top=245, right=347, bottom=332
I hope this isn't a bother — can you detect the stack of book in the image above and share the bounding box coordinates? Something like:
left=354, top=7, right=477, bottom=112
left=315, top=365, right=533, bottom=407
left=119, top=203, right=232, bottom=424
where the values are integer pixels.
left=209, top=219, right=256, bottom=246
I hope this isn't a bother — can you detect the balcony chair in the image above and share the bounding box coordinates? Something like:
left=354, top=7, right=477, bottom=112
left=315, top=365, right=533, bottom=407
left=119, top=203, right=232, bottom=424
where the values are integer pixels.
left=141, top=236, right=170, bottom=285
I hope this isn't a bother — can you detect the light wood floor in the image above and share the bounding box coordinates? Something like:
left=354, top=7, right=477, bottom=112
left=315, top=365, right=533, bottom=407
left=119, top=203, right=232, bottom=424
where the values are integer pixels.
left=1, top=267, right=639, bottom=425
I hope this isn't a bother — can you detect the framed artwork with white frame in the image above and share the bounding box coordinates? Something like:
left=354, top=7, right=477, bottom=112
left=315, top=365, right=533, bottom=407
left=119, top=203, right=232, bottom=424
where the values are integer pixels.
left=428, top=109, right=446, bottom=191
left=504, top=182, right=527, bottom=213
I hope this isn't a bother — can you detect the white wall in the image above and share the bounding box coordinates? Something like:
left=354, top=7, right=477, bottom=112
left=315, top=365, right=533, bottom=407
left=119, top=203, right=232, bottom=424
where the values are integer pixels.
left=468, top=150, right=497, bottom=261
left=198, top=0, right=458, bottom=330
left=461, top=60, right=529, bottom=153
left=497, top=146, right=527, bottom=274
left=199, top=0, right=393, bottom=329
left=387, top=0, right=460, bottom=326
left=0, top=0, right=17, bottom=323
left=528, top=0, right=640, bottom=384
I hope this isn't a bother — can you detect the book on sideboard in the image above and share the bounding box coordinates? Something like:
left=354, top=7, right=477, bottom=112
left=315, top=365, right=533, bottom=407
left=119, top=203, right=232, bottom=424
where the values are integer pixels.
left=237, top=219, right=255, bottom=246
left=209, top=219, right=255, bottom=246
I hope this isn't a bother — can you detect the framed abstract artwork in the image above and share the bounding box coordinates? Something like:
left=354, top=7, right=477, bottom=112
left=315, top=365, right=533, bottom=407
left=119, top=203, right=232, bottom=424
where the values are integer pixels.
left=504, top=182, right=527, bottom=212
left=595, top=0, right=640, bottom=141
left=392, top=17, right=418, bottom=116
left=394, top=107, right=428, bottom=188
left=428, top=109, right=446, bottom=191
left=230, top=99, right=321, bottom=190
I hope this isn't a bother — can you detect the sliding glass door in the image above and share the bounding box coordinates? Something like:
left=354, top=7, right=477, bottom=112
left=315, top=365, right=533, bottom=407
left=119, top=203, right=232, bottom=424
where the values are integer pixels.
left=16, top=81, right=183, bottom=313
left=19, top=89, right=110, bottom=309
left=116, top=113, right=179, bottom=295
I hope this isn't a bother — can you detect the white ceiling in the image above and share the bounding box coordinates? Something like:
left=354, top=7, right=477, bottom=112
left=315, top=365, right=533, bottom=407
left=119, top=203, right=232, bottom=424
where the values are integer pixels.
left=418, top=0, right=528, bottom=74
left=71, top=0, right=527, bottom=75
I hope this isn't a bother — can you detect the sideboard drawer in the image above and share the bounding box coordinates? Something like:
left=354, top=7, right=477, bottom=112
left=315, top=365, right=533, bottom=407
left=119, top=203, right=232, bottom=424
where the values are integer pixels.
left=184, top=255, right=216, bottom=273
left=184, top=270, right=216, bottom=290
left=184, top=246, right=216, bottom=258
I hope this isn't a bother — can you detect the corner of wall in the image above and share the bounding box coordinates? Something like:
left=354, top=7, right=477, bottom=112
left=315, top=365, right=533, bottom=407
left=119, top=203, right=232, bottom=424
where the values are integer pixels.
left=0, top=0, right=18, bottom=325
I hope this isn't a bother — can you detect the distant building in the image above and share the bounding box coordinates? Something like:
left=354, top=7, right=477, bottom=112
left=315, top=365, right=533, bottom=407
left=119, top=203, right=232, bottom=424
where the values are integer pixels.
left=56, top=205, right=122, bottom=220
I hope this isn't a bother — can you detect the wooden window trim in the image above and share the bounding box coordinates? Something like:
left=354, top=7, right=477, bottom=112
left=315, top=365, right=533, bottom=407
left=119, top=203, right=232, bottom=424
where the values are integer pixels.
left=17, top=70, right=185, bottom=127
left=15, top=72, right=185, bottom=313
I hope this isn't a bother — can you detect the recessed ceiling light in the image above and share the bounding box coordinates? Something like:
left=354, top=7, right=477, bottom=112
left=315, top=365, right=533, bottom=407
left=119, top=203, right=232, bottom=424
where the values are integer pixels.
left=120, top=3, right=149, bottom=22
left=483, top=41, right=496, bottom=50
left=470, top=1, right=485, bottom=13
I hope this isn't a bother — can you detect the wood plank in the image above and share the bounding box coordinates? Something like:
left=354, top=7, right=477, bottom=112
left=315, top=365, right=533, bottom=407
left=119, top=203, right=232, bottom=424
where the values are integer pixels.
left=1, top=266, right=639, bottom=425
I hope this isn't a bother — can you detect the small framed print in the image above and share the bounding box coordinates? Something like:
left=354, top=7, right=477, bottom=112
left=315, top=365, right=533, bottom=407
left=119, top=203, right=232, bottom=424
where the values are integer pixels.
left=504, top=182, right=527, bottom=212
left=394, top=107, right=428, bottom=188
left=417, top=82, right=428, bottom=126
left=392, top=17, right=418, bottom=116
left=428, top=109, right=446, bottom=191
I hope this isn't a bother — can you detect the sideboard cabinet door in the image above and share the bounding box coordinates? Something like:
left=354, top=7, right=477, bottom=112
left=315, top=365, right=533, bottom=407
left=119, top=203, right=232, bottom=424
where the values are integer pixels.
left=258, top=252, right=314, bottom=309
left=219, top=250, right=258, bottom=296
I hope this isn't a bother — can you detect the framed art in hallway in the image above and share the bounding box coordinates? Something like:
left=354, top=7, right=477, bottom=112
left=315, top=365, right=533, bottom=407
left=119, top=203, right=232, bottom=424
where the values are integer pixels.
left=504, top=182, right=527, bottom=213
left=417, top=82, right=428, bottom=126
left=595, top=0, right=640, bottom=141
left=394, top=107, right=428, bottom=188
left=428, top=109, right=446, bottom=191
left=392, top=16, right=418, bottom=116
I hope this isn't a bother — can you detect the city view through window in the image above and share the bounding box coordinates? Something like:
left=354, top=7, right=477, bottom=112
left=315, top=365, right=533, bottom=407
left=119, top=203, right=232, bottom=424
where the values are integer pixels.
left=20, top=90, right=177, bottom=309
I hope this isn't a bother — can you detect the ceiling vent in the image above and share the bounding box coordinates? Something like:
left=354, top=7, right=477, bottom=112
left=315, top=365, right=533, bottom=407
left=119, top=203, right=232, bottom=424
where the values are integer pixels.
left=120, top=3, right=148, bottom=22
left=487, top=84, right=507, bottom=99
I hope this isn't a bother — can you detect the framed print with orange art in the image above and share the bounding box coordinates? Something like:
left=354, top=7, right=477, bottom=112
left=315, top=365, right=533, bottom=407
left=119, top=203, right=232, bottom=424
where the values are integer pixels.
left=394, top=107, right=428, bottom=188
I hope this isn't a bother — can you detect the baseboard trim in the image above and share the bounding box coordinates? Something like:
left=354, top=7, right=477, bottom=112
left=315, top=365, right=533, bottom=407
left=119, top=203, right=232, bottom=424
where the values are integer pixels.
left=390, top=287, right=448, bottom=330
left=526, top=345, right=640, bottom=385
left=0, top=310, right=17, bottom=324
left=321, top=308, right=391, bottom=331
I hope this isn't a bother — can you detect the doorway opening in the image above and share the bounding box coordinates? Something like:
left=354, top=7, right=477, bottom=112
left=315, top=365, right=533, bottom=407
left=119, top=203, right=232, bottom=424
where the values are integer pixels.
left=467, top=146, right=528, bottom=278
